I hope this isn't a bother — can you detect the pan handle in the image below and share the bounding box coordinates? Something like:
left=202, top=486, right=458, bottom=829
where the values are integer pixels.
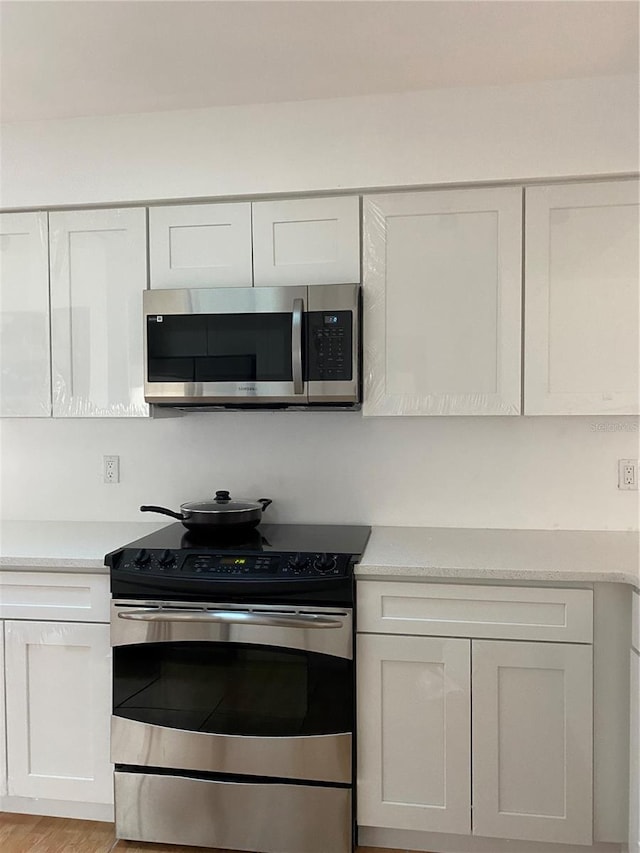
left=258, top=498, right=272, bottom=513
left=140, top=505, right=184, bottom=520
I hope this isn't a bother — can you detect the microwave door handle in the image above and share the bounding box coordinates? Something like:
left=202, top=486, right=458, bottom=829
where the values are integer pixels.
left=292, top=297, right=304, bottom=395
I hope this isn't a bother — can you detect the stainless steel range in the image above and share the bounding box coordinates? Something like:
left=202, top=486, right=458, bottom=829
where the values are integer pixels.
left=105, top=522, right=370, bottom=853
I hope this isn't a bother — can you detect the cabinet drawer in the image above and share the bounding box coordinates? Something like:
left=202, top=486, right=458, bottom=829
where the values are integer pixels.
left=357, top=582, right=593, bottom=643
left=0, top=572, right=110, bottom=622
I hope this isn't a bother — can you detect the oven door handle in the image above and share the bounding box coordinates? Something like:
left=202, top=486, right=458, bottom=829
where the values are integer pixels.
left=116, top=609, right=345, bottom=628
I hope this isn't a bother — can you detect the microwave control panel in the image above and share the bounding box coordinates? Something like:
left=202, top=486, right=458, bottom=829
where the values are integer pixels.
left=307, top=311, right=352, bottom=381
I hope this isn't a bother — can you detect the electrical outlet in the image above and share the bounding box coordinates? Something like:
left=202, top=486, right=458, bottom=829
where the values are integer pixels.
left=618, top=459, right=639, bottom=490
left=103, top=455, right=120, bottom=484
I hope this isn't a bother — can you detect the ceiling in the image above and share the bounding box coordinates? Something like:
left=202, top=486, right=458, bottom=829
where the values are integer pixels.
left=1, top=0, right=638, bottom=123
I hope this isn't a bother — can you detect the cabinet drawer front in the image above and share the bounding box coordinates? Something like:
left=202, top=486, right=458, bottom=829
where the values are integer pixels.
left=357, top=582, right=592, bottom=642
left=0, top=572, right=110, bottom=622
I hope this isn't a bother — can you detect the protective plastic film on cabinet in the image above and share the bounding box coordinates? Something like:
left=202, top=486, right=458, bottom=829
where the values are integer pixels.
left=0, top=211, right=52, bottom=417
left=49, top=207, right=149, bottom=417
left=362, top=189, right=523, bottom=416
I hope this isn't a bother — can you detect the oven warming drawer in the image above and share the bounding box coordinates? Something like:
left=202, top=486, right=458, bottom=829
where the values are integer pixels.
left=112, top=716, right=352, bottom=784
left=115, top=771, right=352, bottom=853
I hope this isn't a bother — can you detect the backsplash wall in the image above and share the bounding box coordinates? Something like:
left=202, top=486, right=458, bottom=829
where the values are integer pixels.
left=1, top=413, right=638, bottom=530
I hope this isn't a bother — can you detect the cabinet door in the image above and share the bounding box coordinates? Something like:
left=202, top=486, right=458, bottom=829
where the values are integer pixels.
left=357, top=634, right=470, bottom=834
left=4, top=620, right=112, bottom=804
left=0, top=626, right=6, bottom=797
left=252, top=196, right=360, bottom=286
left=631, top=647, right=640, bottom=853
left=472, top=640, right=592, bottom=845
left=149, top=202, right=253, bottom=288
left=0, top=212, right=51, bottom=416
left=49, top=208, right=148, bottom=416
left=525, top=180, right=639, bottom=414
left=363, top=187, right=522, bottom=416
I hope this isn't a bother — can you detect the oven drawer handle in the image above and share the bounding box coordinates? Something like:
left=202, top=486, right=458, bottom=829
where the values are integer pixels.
left=117, top=609, right=344, bottom=628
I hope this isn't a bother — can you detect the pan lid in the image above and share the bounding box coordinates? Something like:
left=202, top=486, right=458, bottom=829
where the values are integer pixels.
left=181, top=491, right=269, bottom=516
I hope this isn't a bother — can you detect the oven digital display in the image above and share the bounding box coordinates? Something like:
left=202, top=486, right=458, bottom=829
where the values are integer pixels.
left=220, top=558, right=247, bottom=565
left=324, top=315, right=339, bottom=324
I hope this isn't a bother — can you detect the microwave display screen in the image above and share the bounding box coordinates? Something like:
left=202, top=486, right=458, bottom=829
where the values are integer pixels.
left=147, top=313, right=293, bottom=383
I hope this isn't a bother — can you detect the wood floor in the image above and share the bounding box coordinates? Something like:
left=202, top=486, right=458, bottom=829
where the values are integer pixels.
left=0, top=814, right=409, bottom=853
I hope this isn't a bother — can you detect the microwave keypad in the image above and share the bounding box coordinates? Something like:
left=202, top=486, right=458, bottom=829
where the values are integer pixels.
left=307, top=312, right=352, bottom=381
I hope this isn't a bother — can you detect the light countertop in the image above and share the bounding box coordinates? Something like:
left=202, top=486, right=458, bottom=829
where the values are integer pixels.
left=0, top=520, right=167, bottom=573
left=0, top=520, right=638, bottom=588
left=356, top=526, right=640, bottom=589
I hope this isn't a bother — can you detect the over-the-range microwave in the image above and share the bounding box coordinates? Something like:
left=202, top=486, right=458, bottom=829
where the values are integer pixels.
left=143, top=284, right=361, bottom=409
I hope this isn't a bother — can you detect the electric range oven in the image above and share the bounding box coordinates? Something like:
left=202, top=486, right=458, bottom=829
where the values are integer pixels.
left=105, top=522, right=370, bottom=853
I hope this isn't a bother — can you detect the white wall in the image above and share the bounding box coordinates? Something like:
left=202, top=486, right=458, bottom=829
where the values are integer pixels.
left=1, top=75, right=638, bottom=209
left=1, top=76, right=639, bottom=530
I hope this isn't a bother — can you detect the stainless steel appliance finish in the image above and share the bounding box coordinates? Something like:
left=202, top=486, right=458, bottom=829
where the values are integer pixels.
left=115, top=771, right=352, bottom=853
left=143, top=284, right=360, bottom=407
left=112, top=715, right=352, bottom=784
left=107, top=522, right=370, bottom=853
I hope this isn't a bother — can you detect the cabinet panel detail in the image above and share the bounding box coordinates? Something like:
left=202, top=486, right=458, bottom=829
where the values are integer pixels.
left=4, top=620, right=112, bottom=804
left=0, top=572, right=110, bottom=622
left=363, top=187, right=522, bottom=415
left=252, top=196, right=360, bottom=286
left=0, top=211, right=51, bottom=417
left=472, top=640, right=592, bottom=845
left=149, top=203, right=253, bottom=288
left=525, top=179, right=639, bottom=414
left=357, top=634, right=470, bottom=834
left=49, top=207, right=148, bottom=417
left=358, top=582, right=593, bottom=642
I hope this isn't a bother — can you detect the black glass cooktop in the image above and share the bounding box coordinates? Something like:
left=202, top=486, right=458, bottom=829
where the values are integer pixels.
left=109, top=522, right=371, bottom=556
left=106, top=522, right=371, bottom=605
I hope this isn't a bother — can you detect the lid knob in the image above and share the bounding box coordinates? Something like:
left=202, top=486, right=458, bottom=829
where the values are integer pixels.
left=215, top=490, right=231, bottom=502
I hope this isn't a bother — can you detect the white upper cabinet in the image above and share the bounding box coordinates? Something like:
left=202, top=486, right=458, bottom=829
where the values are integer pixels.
left=252, top=196, right=360, bottom=286
left=149, top=202, right=253, bottom=288
left=49, top=208, right=148, bottom=417
left=149, top=196, right=360, bottom=289
left=525, top=179, right=639, bottom=415
left=0, top=212, right=51, bottom=417
left=363, top=187, right=523, bottom=416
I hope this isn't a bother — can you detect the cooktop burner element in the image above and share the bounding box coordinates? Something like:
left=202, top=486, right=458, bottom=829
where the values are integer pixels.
left=106, top=522, right=371, bottom=606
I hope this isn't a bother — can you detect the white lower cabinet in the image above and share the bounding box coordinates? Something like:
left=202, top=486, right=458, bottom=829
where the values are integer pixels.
left=4, top=619, right=112, bottom=805
left=0, top=571, right=113, bottom=818
left=357, top=634, right=471, bottom=834
left=472, top=640, right=593, bottom=845
left=357, top=582, right=595, bottom=850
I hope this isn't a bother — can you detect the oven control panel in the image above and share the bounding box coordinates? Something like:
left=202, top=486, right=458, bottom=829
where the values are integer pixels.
left=115, top=549, right=348, bottom=579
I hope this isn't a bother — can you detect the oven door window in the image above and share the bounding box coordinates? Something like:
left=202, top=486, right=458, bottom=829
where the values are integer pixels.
left=147, top=313, right=294, bottom=382
left=113, top=642, right=351, bottom=736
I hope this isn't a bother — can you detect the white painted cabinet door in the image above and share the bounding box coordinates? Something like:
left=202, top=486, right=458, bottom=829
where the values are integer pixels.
left=357, top=633, right=471, bottom=835
left=252, top=196, right=360, bottom=286
left=631, top=647, right=640, bottom=853
left=0, top=211, right=51, bottom=417
left=525, top=180, right=639, bottom=414
left=49, top=208, right=148, bottom=416
left=363, top=187, right=522, bottom=416
left=4, top=620, right=112, bottom=804
left=472, top=640, right=593, bottom=845
left=149, top=202, right=253, bottom=288
left=0, top=626, right=6, bottom=797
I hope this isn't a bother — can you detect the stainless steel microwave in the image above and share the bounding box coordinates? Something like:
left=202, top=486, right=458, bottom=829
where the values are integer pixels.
left=143, top=284, right=361, bottom=409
